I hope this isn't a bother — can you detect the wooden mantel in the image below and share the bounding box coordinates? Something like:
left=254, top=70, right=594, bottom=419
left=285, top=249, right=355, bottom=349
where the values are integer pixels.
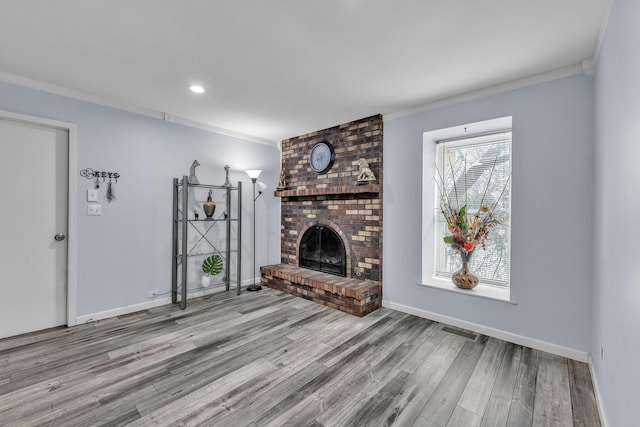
left=274, top=183, right=380, bottom=198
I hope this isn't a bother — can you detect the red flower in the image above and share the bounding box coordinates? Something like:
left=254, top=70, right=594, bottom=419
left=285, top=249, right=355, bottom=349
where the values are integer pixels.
left=462, top=241, right=475, bottom=252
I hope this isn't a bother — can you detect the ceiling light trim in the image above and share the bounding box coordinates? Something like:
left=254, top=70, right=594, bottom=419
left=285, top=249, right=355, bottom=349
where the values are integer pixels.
left=383, top=63, right=584, bottom=122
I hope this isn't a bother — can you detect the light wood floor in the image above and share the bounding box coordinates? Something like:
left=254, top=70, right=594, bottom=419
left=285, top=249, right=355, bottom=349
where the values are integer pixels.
left=0, top=288, right=600, bottom=426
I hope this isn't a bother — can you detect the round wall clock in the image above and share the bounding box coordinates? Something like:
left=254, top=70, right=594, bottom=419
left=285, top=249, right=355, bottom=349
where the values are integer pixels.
left=309, top=141, right=335, bottom=174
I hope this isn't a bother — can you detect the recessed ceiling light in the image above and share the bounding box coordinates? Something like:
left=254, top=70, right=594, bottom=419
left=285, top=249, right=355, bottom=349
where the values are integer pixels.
left=189, top=85, right=205, bottom=94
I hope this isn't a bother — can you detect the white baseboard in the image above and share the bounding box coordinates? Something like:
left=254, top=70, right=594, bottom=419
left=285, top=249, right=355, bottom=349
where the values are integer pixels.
left=76, top=284, right=239, bottom=324
left=245, top=276, right=261, bottom=287
left=77, top=298, right=170, bottom=324
left=382, top=299, right=589, bottom=362
left=76, top=278, right=262, bottom=324
left=588, top=354, right=610, bottom=427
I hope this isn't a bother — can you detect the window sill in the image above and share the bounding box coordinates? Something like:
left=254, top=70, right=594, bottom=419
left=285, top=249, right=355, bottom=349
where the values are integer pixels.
left=417, top=278, right=517, bottom=304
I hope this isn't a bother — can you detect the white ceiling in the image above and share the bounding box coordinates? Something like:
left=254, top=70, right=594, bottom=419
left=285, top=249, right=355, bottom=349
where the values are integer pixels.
left=0, top=1, right=609, bottom=145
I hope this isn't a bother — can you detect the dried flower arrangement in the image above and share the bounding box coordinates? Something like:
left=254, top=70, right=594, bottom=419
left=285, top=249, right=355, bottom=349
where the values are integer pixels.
left=436, top=158, right=511, bottom=255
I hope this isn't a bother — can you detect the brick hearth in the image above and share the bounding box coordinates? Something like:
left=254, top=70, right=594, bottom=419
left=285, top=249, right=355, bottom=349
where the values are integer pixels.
left=261, top=114, right=383, bottom=316
left=261, top=264, right=381, bottom=317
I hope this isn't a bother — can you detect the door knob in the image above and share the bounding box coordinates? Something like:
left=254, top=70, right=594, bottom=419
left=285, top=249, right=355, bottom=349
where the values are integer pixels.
left=54, top=233, right=66, bottom=241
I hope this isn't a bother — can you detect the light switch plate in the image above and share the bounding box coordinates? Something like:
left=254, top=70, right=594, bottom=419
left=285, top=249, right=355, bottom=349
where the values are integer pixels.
left=87, top=204, right=102, bottom=216
left=87, top=189, right=99, bottom=202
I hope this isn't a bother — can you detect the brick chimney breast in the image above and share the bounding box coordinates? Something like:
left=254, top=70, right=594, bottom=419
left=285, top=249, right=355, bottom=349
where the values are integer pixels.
left=265, top=114, right=383, bottom=316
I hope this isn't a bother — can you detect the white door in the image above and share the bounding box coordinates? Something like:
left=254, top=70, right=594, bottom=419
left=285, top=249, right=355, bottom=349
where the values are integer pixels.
left=0, top=117, right=68, bottom=339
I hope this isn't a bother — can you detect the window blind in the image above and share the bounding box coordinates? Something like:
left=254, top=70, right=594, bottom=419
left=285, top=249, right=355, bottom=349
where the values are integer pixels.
left=435, top=131, right=512, bottom=286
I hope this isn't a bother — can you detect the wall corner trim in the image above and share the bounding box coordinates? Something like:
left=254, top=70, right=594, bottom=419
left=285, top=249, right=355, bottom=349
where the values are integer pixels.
left=582, top=57, right=596, bottom=77
left=588, top=354, right=610, bottom=427
left=382, top=299, right=589, bottom=362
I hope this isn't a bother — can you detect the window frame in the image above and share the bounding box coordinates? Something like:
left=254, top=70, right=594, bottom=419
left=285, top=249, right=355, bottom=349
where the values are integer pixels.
left=434, top=131, right=512, bottom=287
left=421, top=117, right=514, bottom=302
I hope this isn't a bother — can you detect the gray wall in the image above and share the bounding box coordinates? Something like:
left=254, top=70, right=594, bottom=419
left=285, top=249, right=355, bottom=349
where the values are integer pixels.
left=593, top=0, right=640, bottom=425
left=383, top=74, right=595, bottom=352
left=0, top=81, right=281, bottom=316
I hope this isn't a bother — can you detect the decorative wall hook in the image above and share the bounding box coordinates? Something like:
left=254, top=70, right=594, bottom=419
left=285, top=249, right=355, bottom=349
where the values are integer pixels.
left=80, top=168, right=120, bottom=189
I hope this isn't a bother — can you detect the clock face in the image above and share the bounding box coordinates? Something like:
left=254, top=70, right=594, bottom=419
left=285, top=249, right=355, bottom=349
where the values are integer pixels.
left=309, top=141, right=335, bottom=174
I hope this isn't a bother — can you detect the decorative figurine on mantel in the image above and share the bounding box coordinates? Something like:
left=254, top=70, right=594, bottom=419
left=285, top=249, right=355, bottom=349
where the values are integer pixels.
left=188, top=160, right=200, bottom=184
left=356, top=158, right=376, bottom=184
left=223, top=164, right=231, bottom=187
left=277, top=168, right=287, bottom=190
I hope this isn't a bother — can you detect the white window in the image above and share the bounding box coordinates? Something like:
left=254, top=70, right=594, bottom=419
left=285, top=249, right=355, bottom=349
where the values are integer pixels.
left=434, top=131, right=512, bottom=286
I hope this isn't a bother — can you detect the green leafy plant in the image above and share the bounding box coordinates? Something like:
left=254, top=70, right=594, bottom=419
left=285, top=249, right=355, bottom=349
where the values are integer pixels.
left=202, top=254, right=224, bottom=276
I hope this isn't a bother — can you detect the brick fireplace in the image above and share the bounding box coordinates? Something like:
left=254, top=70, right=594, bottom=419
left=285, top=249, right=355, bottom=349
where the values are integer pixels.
left=260, top=115, right=383, bottom=316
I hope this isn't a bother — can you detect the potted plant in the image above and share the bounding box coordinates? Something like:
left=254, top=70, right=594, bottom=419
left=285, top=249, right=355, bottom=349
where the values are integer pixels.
left=201, top=254, right=223, bottom=288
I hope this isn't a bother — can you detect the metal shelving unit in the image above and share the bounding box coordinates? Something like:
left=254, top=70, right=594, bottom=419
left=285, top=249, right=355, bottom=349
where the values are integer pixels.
left=172, top=177, right=242, bottom=309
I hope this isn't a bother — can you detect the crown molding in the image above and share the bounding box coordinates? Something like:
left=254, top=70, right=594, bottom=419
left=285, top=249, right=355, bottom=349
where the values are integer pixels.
left=591, top=0, right=614, bottom=67
left=0, top=70, right=164, bottom=119
left=582, top=57, right=596, bottom=77
left=384, top=63, right=585, bottom=122
left=0, top=70, right=278, bottom=147
left=169, top=115, right=277, bottom=147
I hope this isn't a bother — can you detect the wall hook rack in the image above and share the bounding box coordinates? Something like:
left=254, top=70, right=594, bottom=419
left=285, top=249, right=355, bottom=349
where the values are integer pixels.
left=80, top=168, right=120, bottom=189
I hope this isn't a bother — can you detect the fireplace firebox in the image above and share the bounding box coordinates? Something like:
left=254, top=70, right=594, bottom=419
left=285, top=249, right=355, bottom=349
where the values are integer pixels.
left=299, top=225, right=346, bottom=277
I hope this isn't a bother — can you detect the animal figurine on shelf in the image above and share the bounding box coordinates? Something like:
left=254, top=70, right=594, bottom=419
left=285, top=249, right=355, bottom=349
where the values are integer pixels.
left=356, top=158, right=376, bottom=184
left=223, top=164, right=231, bottom=187
left=277, top=168, right=287, bottom=190
left=188, top=160, right=200, bottom=184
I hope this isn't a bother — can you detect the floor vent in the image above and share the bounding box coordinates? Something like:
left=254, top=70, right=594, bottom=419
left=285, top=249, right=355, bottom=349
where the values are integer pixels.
left=117, top=310, right=150, bottom=319
left=442, top=326, right=477, bottom=341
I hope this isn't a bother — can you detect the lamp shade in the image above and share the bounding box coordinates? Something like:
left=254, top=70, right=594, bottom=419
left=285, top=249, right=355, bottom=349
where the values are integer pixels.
left=245, top=169, right=262, bottom=180
left=256, top=181, right=267, bottom=194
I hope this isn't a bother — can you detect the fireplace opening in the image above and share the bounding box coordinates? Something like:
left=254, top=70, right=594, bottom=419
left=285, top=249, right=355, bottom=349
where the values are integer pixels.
left=299, top=225, right=347, bottom=277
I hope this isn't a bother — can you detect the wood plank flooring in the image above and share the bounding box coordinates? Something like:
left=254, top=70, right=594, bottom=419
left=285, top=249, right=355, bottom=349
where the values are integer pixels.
left=0, top=288, right=601, bottom=426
